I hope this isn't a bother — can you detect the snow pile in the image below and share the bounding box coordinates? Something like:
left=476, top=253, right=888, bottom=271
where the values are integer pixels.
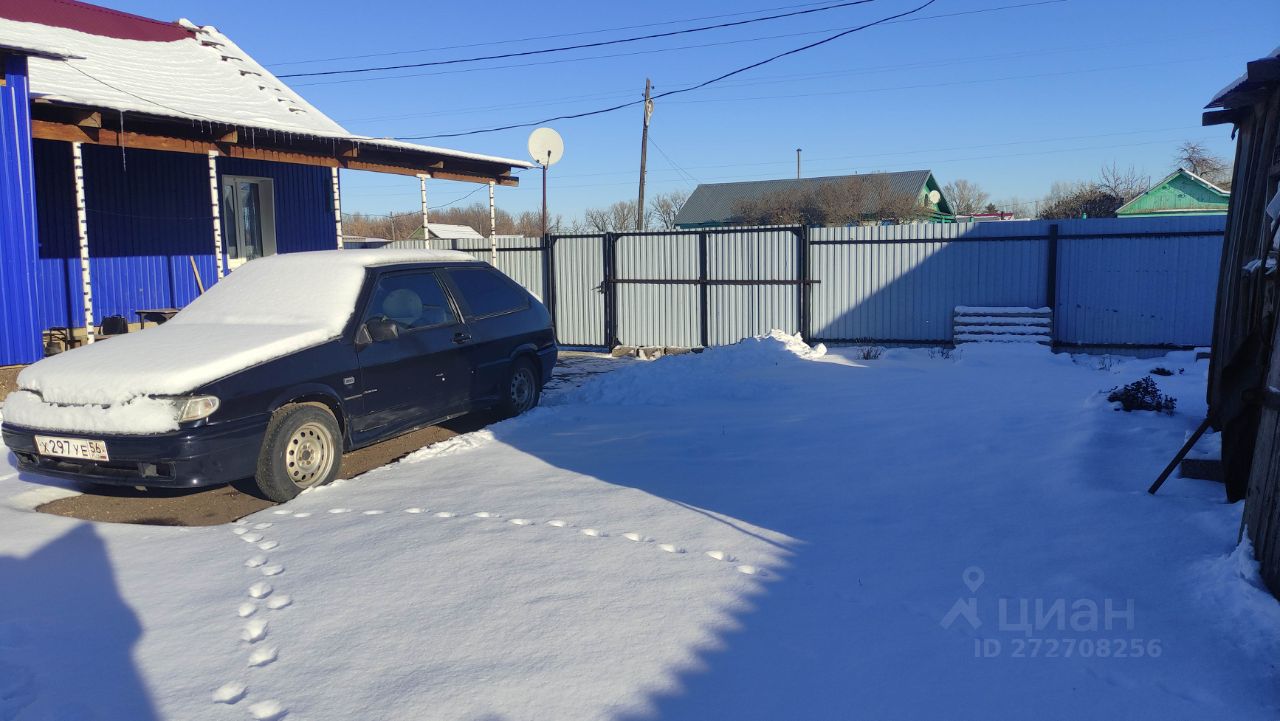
left=1192, top=537, right=1280, bottom=661
left=14, top=250, right=478, bottom=409
left=1, top=390, right=179, bottom=434
left=560, top=330, right=825, bottom=405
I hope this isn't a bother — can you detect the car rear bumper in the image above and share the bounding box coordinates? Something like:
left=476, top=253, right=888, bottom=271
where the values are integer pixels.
left=1, top=415, right=268, bottom=488
left=537, top=344, right=558, bottom=386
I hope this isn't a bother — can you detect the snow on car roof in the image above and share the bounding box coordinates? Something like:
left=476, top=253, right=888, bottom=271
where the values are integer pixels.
left=14, top=250, right=484, bottom=408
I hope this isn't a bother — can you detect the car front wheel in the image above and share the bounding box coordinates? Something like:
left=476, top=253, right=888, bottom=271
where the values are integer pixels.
left=254, top=403, right=342, bottom=503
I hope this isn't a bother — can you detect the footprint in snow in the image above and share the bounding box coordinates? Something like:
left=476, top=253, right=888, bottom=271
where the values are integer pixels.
left=705, top=550, right=736, bottom=562
left=211, top=681, right=246, bottom=705
left=473, top=511, right=499, bottom=518
left=252, top=522, right=273, bottom=530
left=622, top=532, right=651, bottom=542
left=237, top=603, right=256, bottom=618
left=403, top=507, right=425, bottom=514
left=247, top=582, right=273, bottom=599
left=658, top=543, right=685, bottom=554
left=260, top=565, right=284, bottom=577
left=248, top=699, right=287, bottom=721
left=245, top=555, right=267, bottom=568
left=736, top=565, right=763, bottom=576
left=257, top=540, right=279, bottom=551
left=247, top=646, right=278, bottom=668
left=266, top=595, right=292, bottom=610
left=232, top=527, right=248, bottom=536
left=241, top=619, right=268, bottom=643
left=327, top=508, right=351, bottom=514
left=240, top=533, right=263, bottom=544
left=291, top=512, right=311, bottom=518
left=434, top=511, right=457, bottom=518
left=546, top=520, right=569, bottom=528
left=580, top=528, right=607, bottom=538
left=362, top=510, right=385, bottom=515
left=508, top=518, right=533, bottom=526
left=272, top=509, right=292, bottom=516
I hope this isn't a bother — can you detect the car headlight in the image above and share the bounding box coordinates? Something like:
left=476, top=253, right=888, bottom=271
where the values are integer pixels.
left=175, top=395, right=220, bottom=422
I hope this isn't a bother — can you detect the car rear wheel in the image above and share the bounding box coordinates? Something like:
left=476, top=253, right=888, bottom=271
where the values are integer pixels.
left=254, top=403, right=342, bottom=503
left=496, top=357, right=540, bottom=418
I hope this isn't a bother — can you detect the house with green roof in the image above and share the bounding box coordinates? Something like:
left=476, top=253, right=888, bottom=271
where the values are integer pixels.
left=1115, top=168, right=1230, bottom=217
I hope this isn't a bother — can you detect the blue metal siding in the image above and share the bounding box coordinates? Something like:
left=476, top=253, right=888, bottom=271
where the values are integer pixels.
left=25, top=148, right=335, bottom=354
left=217, top=157, right=335, bottom=253
left=0, top=55, right=43, bottom=365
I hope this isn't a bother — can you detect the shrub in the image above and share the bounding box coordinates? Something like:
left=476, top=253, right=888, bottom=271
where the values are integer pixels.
left=1107, top=376, right=1176, bottom=414
left=1150, top=367, right=1174, bottom=377
left=852, top=346, right=884, bottom=360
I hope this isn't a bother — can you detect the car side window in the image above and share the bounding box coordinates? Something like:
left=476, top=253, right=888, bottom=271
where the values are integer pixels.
left=363, top=271, right=458, bottom=331
left=446, top=268, right=530, bottom=319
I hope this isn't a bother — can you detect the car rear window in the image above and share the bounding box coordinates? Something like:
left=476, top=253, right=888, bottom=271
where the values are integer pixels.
left=447, top=268, right=529, bottom=318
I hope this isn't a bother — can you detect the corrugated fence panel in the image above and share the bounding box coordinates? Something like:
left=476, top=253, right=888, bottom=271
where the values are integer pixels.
left=551, top=236, right=605, bottom=346
left=707, top=228, right=799, bottom=345
left=810, top=223, right=1047, bottom=342
left=616, top=232, right=699, bottom=347
left=1054, top=215, right=1224, bottom=346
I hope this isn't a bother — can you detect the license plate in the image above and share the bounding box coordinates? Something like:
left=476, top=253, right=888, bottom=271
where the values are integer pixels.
left=34, top=435, right=110, bottom=462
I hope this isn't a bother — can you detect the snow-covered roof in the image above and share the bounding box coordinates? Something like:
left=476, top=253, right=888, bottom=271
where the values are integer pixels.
left=427, top=223, right=485, bottom=240
left=0, top=2, right=532, bottom=169
left=1207, top=45, right=1280, bottom=108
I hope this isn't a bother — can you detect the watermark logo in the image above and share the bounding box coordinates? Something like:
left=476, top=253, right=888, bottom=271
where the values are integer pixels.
left=941, top=566, right=1162, bottom=659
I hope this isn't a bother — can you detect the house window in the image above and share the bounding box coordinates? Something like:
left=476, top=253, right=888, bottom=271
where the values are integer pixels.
left=220, top=175, right=277, bottom=268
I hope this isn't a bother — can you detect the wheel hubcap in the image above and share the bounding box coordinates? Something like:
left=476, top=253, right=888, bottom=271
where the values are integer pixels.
left=286, top=422, right=334, bottom=488
left=510, top=368, right=534, bottom=411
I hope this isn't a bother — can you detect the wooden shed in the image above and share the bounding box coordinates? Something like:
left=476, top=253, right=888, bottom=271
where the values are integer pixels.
left=1204, top=46, right=1280, bottom=595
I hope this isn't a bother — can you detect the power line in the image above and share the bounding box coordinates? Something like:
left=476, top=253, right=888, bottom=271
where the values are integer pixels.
left=278, top=0, right=881, bottom=78
left=266, top=1, right=840, bottom=67
left=647, top=134, right=701, bottom=184
left=395, top=0, right=943, bottom=140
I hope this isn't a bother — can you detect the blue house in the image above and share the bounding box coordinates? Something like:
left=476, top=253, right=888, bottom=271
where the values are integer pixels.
left=0, top=0, right=530, bottom=366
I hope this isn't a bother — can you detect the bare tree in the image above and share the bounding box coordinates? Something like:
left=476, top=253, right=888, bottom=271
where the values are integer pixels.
left=731, top=176, right=924, bottom=227
left=942, top=179, right=990, bottom=216
left=584, top=200, right=641, bottom=233
left=1038, top=180, right=1123, bottom=219
left=648, top=189, right=691, bottom=229
left=1096, top=163, right=1150, bottom=203
left=1175, top=141, right=1232, bottom=188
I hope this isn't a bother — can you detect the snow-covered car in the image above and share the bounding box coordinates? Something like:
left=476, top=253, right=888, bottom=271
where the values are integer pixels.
left=1, top=250, right=556, bottom=502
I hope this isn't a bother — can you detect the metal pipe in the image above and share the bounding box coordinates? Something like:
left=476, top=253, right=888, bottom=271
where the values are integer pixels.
left=488, top=180, right=497, bottom=265
left=418, top=173, right=430, bottom=249
left=71, top=142, right=95, bottom=343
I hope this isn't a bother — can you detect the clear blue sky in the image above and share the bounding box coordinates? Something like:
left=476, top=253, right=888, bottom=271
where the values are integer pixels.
left=110, top=0, right=1278, bottom=219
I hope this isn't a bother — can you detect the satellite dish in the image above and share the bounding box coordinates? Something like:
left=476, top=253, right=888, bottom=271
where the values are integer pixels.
left=927, top=189, right=942, bottom=204
left=528, top=127, right=564, bottom=166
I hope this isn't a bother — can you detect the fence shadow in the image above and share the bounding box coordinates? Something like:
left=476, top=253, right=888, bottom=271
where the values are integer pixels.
left=0, top=523, right=157, bottom=720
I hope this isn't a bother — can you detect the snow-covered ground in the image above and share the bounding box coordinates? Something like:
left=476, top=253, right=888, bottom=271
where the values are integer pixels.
left=2, top=334, right=1278, bottom=720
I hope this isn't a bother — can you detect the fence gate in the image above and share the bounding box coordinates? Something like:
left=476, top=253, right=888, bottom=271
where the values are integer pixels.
left=549, top=235, right=606, bottom=347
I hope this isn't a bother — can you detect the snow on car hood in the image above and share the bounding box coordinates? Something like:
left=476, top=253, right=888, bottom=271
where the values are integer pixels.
left=14, top=323, right=334, bottom=407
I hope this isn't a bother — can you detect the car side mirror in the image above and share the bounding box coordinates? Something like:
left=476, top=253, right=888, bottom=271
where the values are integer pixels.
left=365, top=318, right=400, bottom=343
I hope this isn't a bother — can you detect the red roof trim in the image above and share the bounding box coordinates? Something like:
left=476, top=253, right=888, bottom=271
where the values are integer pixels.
left=0, top=0, right=192, bottom=42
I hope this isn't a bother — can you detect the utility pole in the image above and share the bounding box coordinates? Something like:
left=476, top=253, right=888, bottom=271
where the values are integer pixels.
left=796, top=148, right=802, bottom=179
left=636, top=78, right=653, bottom=231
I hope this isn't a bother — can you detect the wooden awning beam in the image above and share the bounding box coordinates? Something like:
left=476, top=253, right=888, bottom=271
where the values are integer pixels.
left=29, top=111, right=521, bottom=186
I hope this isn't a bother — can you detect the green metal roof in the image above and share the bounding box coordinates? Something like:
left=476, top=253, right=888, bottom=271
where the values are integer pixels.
left=1116, top=168, right=1229, bottom=217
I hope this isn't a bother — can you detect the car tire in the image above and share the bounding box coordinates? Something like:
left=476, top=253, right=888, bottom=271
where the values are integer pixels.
left=495, top=357, right=541, bottom=418
left=254, top=402, right=342, bottom=503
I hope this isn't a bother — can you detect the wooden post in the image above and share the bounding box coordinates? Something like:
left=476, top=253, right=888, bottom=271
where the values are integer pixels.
left=71, top=141, right=95, bottom=344
left=488, top=179, right=497, bottom=265
left=331, top=167, right=344, bottom=249
left=207, top=150, right=224, bottom=279
left=636, top=78, right=652, bottom=231
left=418, top=173, right=430, bottom=249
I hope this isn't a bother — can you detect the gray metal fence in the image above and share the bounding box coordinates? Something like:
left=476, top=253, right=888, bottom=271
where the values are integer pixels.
left=357, top=215, right=1226, bottom=349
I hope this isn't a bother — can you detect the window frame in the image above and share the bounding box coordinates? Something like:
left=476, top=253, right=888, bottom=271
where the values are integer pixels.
left=358, top=268, right=464, bottom=337
left=220, top=175, right=277, bottom=266
left=443, top=267, right=531, bottom=321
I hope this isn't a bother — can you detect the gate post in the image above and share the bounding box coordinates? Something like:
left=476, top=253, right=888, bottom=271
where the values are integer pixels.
left=603, top=233, right=618, bottom=349
left=698, top=232, right=709, bottom=348
left=1046, top=223, right=1059, bottom=337
left=797, top=225, right=811, bottom=340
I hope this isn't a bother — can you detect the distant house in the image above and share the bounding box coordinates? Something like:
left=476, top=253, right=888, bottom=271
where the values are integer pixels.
left=345, top=224, right=485, bottom=250
left=673, top=170, right=953, bottom=228
left=410, top=223, right=486, bottom=242
left=1115, top=168, right=1229, bottom=217
left=0, top=0, right=529, bottom=366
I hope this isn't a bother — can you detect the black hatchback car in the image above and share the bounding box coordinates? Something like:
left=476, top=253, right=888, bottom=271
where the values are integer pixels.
left=1, top=250, right=556, bottom=502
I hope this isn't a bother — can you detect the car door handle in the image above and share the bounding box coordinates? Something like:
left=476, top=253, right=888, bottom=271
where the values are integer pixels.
left=452, top=331, right=472, bottom=344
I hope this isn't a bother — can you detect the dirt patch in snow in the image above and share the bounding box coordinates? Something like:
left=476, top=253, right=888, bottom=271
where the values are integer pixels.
left=0, top=365, right=21, bottom=398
